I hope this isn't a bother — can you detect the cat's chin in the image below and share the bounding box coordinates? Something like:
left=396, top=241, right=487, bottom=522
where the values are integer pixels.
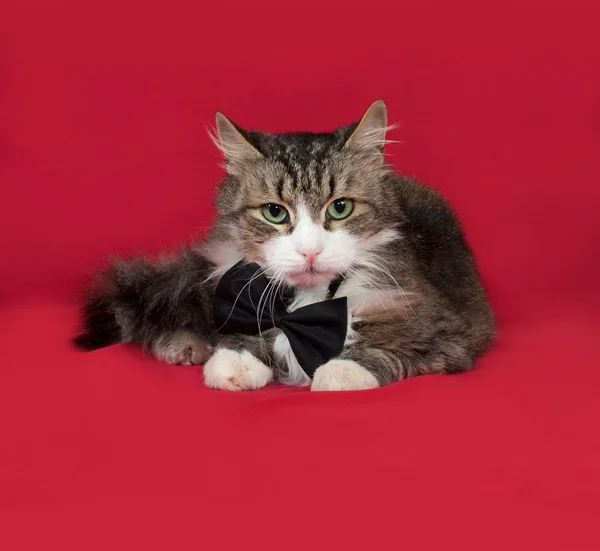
left=286, top=269, right=338, bottom=288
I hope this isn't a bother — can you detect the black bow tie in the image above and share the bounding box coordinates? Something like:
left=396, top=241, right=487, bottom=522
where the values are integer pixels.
left=213, top=261, right=347, bottom=378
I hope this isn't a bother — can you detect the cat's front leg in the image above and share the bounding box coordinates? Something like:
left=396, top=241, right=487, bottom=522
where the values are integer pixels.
left=203, top=335, right=275, bottom=391
left=311, top=348, right=400, bottom=391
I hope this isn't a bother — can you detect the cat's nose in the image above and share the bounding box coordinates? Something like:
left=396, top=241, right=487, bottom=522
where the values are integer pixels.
left=298, top=248, right=323, bottom=266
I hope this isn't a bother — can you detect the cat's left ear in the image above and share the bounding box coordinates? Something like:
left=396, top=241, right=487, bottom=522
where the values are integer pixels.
left=344, top=100, right=388, bottom=154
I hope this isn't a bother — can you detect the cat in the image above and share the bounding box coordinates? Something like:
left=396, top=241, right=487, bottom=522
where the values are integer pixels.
left=74, top=100, right=495, bottom=391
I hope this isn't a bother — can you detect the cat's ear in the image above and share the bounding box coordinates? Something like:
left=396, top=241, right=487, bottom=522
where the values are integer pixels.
left=344, top=100, right=389, bottom=154
left=214, top=112, right=262, bottom=169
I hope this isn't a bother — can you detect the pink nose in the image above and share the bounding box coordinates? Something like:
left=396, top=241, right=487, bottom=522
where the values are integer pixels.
left=299, top=249, right=323, bottom=266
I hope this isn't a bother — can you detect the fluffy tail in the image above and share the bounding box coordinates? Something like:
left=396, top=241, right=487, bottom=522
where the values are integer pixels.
left=73, top=250, right=216, bottom=351
left=73, top=289, right=123, bottom=350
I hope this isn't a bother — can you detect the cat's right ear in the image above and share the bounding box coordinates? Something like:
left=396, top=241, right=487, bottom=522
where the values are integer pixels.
left=214, top=112, right=262, bottom=172
left=344, top=100, right=390, bottom=155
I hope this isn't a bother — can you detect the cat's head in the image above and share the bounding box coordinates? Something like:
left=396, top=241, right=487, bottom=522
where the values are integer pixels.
left=211, top=100, right=401, bottom=288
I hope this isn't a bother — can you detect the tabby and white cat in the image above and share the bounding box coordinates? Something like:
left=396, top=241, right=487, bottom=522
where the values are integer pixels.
left=75, top=100, right=495, bottom=391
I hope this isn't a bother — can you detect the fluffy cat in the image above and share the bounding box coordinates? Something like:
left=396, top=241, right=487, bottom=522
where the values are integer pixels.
left=74, top=100, right=495, bottom=391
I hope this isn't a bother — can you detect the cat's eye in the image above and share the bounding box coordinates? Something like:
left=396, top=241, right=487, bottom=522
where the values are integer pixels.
left=327, top=198, right=354, bottom=220
left=261, top=203, right=289, bottom=224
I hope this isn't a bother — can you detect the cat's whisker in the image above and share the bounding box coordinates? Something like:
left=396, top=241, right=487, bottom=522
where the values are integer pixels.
left=255, top=274, right=273, bottom=336
left=347, top=267, right=393, bottom=319
left=268, top=270, right=286, bottom=324
left=210, top=265, right=269, bottom=336
left=247, top=266, right=271, bottom=312
left=269, top=273, right=286, bottom=323
left=256, top=268, right=284, bottom=337
left=263, top=269, right=283, bottom=323
left=356, top=258, right=418, bottom=318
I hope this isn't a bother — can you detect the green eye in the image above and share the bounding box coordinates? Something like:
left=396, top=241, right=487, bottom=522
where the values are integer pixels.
left=327, top=198, right=354, bottom=220
left=262, top=204, right=289, bottom=224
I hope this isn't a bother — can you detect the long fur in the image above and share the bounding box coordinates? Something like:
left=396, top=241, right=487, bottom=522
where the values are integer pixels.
left=74, top=249, right=216, bottom=351
left=75, top=100, right=495, bottom=390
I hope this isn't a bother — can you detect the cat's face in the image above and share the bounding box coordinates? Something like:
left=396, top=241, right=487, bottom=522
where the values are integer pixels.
left=213, top=101, right=401, bottom=288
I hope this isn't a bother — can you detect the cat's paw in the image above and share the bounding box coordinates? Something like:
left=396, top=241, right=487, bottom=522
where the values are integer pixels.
left=203, top=348, right=273, bottom=391
left=151, top=332, right=211, bottom=366
left=311, top=359, right=379, bottom=391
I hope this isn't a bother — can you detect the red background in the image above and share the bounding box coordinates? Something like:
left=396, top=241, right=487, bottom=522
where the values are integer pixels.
left=1, top=0, right=599, bottom=549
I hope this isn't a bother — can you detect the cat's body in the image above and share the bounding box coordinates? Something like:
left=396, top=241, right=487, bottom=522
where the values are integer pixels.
left=75, top=101, right=495, bottom=391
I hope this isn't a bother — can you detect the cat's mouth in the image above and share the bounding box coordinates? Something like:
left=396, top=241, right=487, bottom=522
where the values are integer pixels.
left=286, top=267, right=339, bottom=287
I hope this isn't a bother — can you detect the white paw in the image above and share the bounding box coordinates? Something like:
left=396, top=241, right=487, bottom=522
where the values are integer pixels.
left=311, top=359, right=380, bottom=391
left=203, top=349, right=273, bottom=391
left=152, top=332, right=211, bottom=366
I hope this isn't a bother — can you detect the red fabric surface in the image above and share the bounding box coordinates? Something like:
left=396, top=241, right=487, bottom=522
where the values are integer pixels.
left=1, top=0, right=599, bottom=548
